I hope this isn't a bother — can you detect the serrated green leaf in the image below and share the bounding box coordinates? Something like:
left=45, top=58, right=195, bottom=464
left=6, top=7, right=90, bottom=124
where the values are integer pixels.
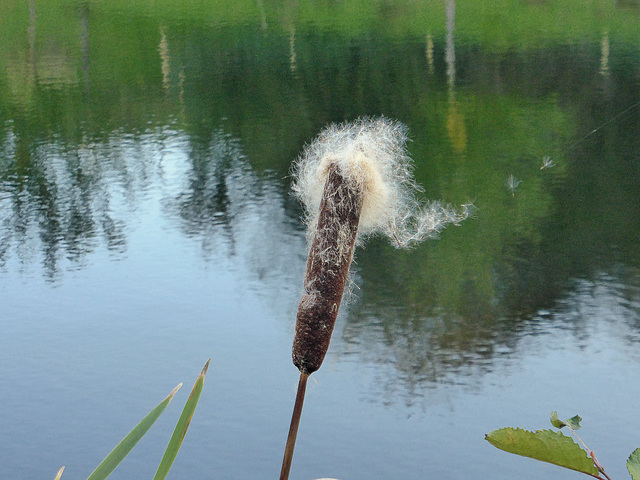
left=627, top=447, right=640, bottom=480
left=550, top=411, right=582, bottom=430
left=485, top=427, right=599, bottom=476
left=153, top=359, right=211, bottom=480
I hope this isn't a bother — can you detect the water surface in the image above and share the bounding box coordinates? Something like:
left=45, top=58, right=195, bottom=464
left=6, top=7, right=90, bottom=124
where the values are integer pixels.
left=1, top=1, right=640, bottom=479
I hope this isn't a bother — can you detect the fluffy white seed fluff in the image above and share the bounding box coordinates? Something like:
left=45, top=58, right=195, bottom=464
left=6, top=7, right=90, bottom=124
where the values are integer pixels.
left=292, top=117, right=469, bottom=248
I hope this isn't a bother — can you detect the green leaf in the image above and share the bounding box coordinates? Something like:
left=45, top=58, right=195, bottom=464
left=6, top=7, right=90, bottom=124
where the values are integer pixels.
left=485, top=427, right=599, bottom=476
left=550, top=411, right=564, bottom=429
left=550, top=411, right=582, bottom=430
left=627, top=447, right=640, bottom=480
left=54, top=466, right=65, bottom=480
left=86, top=383, right=182, bottom=480
left=154, top=359, right=211, bottom=480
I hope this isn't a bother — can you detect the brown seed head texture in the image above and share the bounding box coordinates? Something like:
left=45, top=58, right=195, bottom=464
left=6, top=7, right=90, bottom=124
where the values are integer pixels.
left=291, top=117, right=469, bottom=375
left=292, top=164, right=362, bottom=374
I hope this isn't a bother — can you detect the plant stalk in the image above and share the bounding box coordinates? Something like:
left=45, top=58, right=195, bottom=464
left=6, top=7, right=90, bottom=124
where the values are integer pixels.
left=280, top=372, right=309, bottom=480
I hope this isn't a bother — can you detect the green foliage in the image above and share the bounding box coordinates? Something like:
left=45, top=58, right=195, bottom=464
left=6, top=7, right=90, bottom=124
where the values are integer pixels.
left=488, top=412, right=640, bottom=479
left=154, top=359, right=211, bottom=480
left=485, top=427, right=600, bottom=477
left=551, top=411, right=583, bottom=431
left=85, top=383, right=183, bottom=480
left=55, top=359, right=210, bottom=480
left=628, top=448, right=640, bottom=480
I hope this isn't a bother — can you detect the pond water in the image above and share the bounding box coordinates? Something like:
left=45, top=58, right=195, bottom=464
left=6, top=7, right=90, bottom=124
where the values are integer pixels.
left=2, top=1, right=640, bottom=479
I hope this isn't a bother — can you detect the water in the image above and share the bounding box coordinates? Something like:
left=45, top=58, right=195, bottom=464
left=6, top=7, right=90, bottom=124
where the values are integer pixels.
left=1, top=1, right=640, bottom=479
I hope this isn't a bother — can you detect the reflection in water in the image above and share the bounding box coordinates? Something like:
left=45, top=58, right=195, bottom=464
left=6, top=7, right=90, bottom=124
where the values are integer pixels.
left=1, top=3, right=639, bottom=402
left=445, top=0, right=456, bottom=91
left=557, top=268, right=640, bottom=350
left=444, top=0, right=467, bottom=154
left=340, top=263, right=640, bottom=406
left=425, top=33, right=435, bottom=75
left=0, top=122, right=306, bottom=296
left=2, top=6, right=640, bottom=480
left=28, top=0, right=36, bottom=75
left=159, top=28, right=171, bottom=93
left=599, top=30, right=610, bottom=76
left=169, top=132, right=240, bottom=255
left=289, top=27, right=298, bottom=74
left=0, top=128, right=140, bottom=278
left=80, top=4, right=90, bottom=92
left=165, top=130, right=306, bottom=302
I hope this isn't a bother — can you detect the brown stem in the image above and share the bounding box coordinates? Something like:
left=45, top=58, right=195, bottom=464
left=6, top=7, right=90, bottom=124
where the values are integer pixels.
left=280, top=372, right=309, bottom=480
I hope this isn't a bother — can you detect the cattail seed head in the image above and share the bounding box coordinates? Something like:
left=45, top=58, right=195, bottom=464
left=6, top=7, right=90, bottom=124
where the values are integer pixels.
left=293, top=164, right=362, bottom=374
left=291, top=117, right=469, bottom=374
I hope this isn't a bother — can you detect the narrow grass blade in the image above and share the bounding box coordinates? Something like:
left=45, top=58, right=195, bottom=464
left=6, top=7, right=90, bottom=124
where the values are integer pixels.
left=54, top=466, right=65, bottom=480
left=153, top=359, right=211, bottom=480
left=86, top=383, right=182, bottom=480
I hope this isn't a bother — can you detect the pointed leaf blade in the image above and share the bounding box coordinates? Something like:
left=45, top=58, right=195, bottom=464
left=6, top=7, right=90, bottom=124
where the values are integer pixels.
left=54, top=466, right=65, bottom=480
left=485, top=427, right=599, bottom=476
left=627, top=447, right=640, bottom=480
left=153, top=360, right=211, bottom=480
left=86, top=384, right=182, bottom=480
